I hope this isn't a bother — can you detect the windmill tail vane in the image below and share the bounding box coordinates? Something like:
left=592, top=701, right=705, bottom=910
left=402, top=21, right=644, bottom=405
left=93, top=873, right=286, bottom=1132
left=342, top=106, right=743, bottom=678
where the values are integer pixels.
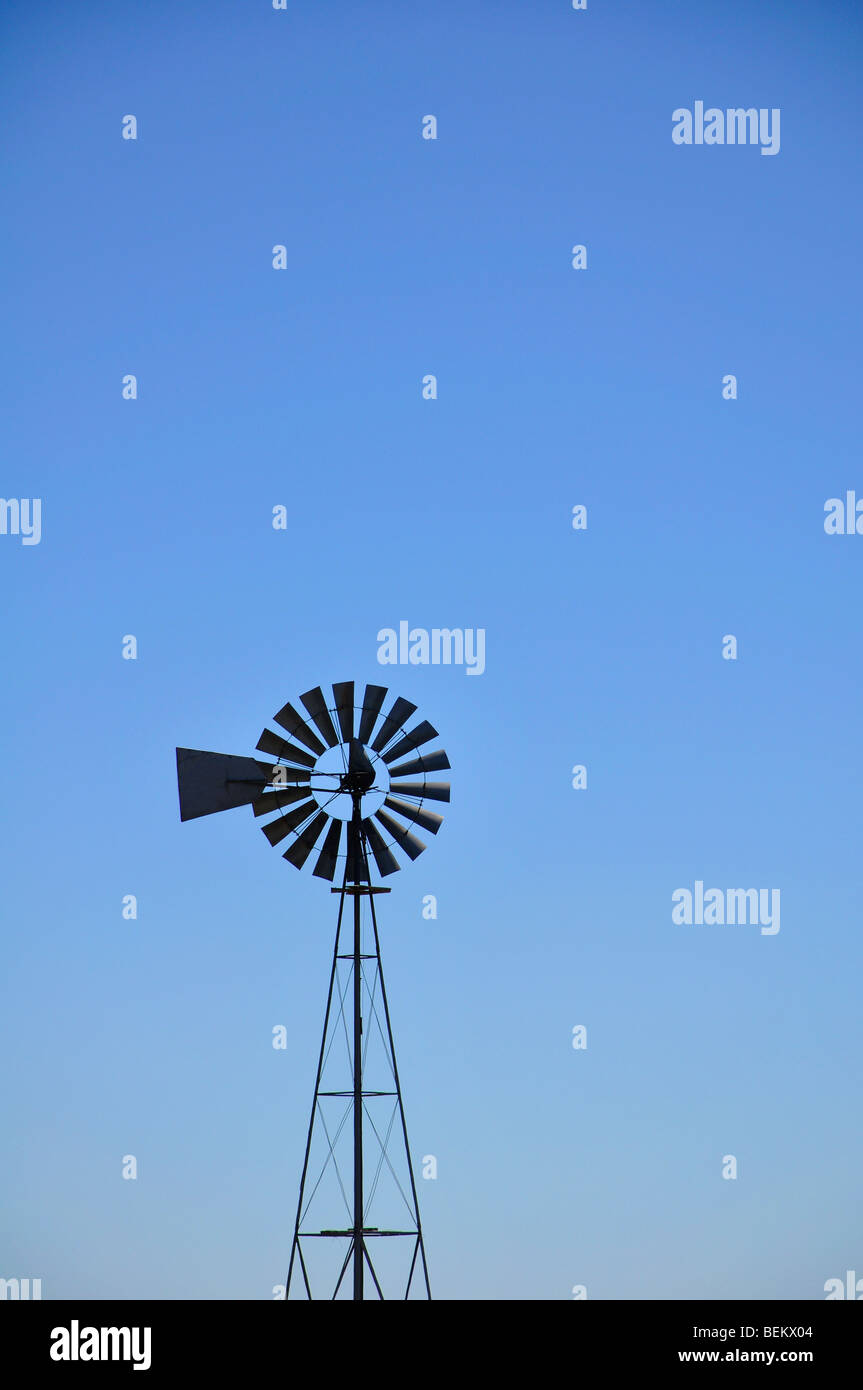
left=176, top=681, right=450, bottom=1299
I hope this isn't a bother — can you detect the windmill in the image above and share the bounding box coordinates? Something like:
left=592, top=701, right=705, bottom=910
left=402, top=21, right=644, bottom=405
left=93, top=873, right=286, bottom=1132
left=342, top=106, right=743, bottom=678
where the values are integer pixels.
left=175, top=681, right=450, bottom=1300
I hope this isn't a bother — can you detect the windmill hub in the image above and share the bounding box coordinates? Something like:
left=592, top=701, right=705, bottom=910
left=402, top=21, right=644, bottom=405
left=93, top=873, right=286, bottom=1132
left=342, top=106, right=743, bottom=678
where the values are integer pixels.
left=341, top=771, right=370, bottom=794
left=303, top=739, right=383, bottom=819
left=339, top=766, right=375, bottom=796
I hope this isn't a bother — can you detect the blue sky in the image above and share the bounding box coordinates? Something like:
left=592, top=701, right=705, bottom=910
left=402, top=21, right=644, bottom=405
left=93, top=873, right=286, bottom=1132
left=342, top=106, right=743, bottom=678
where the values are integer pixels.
left=2, top=0, right=862, bottom=1299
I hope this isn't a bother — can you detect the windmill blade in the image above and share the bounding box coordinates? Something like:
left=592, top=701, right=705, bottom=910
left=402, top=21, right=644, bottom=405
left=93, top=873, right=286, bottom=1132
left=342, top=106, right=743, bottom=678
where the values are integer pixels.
left=256, top=729, right=316, bottom=768
left=332, top=681, right=354, bottom=743
left=312, top=819, right=342, bottom=881
left=375, top=808, right=426, bottom=861
left=261, top=798, right=319, bottom=846
left=383, top=796, right=443, bottom=835
left=272, top=701, right=326, bottom=756
left=300, top=686, right=339, bottom=748
left=371, top=696, right=418, bottom=754
left=176, top=748, right=273, bottom=822
left=252, top=786, right=312, bottom=817
left=357, top=684, right=387, bottom=744
left=283, top=811, right=328, bottom=869
left=346, top=821, right=369, bottom=882
left=380, top=720, right=438, bottom=767
left=388, top=780, right=450, bottom=803
left=386, top=749, right=451, bottom=778
left=362, top=818, right=400, bottom=877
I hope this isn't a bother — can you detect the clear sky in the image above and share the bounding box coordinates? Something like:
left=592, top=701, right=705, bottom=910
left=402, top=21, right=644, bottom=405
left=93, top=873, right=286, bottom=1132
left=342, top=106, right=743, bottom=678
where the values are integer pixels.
left=2, top=0, right=862, bottom=1300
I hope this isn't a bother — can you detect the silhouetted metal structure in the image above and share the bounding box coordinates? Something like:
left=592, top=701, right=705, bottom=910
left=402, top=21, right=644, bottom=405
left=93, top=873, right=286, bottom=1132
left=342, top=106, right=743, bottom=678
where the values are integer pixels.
left=176, top=682, right=450, bottom=1299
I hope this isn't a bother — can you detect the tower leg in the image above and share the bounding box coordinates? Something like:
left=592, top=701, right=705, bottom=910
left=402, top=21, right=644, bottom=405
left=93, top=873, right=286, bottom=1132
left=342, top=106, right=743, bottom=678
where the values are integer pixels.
left=366, top=883, right=432, bottom=1300
left=286, top=881, right=347, bottom=1300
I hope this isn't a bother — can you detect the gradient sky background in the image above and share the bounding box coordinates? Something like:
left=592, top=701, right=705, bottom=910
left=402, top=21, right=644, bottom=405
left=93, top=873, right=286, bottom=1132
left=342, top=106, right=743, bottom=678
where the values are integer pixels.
left=2, top=0, right=862, bottom=1300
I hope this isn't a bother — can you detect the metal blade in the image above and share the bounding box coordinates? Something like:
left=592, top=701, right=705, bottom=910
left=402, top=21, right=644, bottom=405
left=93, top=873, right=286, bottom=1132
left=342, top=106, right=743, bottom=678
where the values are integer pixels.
left=357, top=684, right=387, bottom=744
left=312, top=819, right=342, bottom=880
left=252, top=786, right=312, bottom=817
left=272, top=701, right=326, bottom=756
left=362, top=818, right=400, bottom=877
left=176, top=748, right=273, bottom=821
left=300, top=686, right=339, bottom=748
left=283, top=812, right=328, bottom=869
left=255, top=728, right=316, bottom=768
left=346, top=821, right=369, bottom=882
left=380, top=720, right=438, bottom=766
left=383, top=795, right=443, bottom=835
left=332, top=681, right=354, bottom=743
left=386, top=749, right=451, bottom=778
left=375, top=808, right=426, bottom=861
left=371, top=696, right=418, bottom=753
left=387, top=780, right=450, bottom=803
left=261, top=798, right=318, bottom=845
